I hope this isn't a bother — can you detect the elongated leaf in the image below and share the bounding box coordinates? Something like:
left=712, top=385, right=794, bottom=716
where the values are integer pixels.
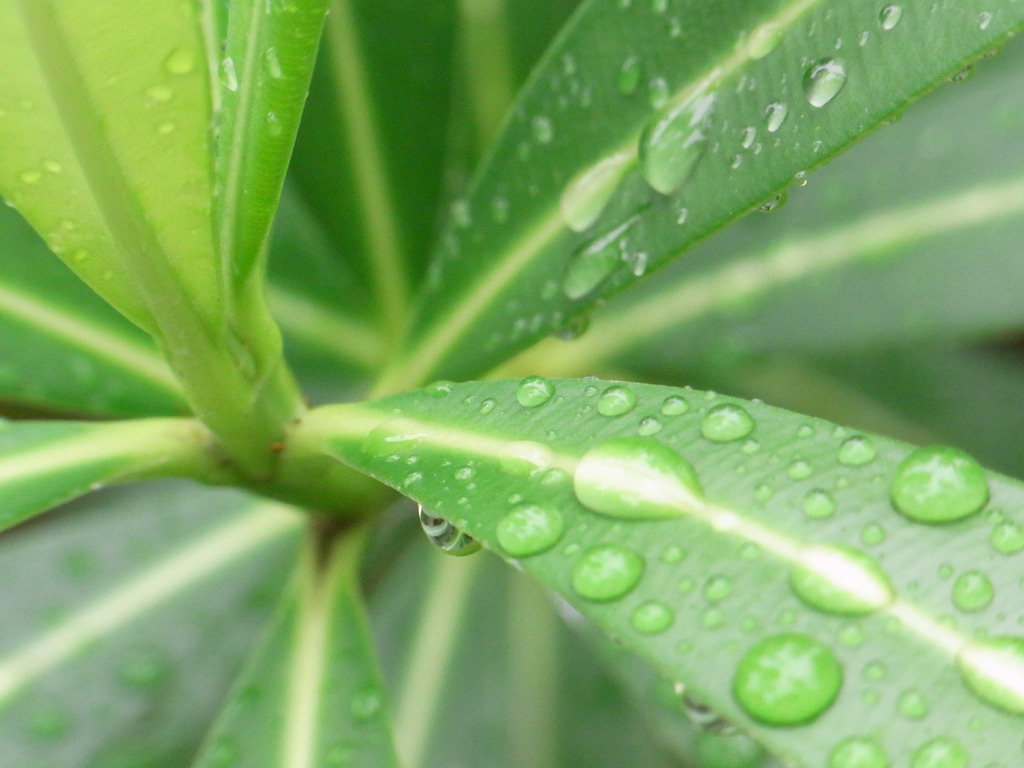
left=376, top=0, right=1024, bottom=389
left=214, top=0, right=329, bottom=283
left=289, top=0, right=459, bottom=337
left=0, top=0, right=218, bottom=333
left=311, top=378, right=1024, bottom=767
left=0, top=418, right=220, bottom=533
left=193, top=527, right=399, bottom=768
left=0, top=482, right=301, bottom=768
left=0, top=205, right=184, bottom=417
left=515, top=34, right=1024, bottom=377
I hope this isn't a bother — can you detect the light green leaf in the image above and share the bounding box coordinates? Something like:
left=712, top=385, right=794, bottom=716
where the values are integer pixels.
left=306, top=378, right=1024, bottom=767
left=0, top=418, right=221, bottom=534
left=0, top=0, right=218, bottom=334
left=214, top=0, right=329, bottom=285
left=376, top=0, right=1024, bottom=390
left=288, top=0, right=459, bottom=338
left=193, top=526, right=400, bottom=768
left=0, top=205, right=184, bottom=417
left=0, top=482, right=301, bottom=768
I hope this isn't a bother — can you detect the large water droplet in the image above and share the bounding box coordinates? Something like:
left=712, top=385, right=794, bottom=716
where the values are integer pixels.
left=572, top=544, right=645, bottom=600
left=597, top=384, right=637, bottom=417
left=562, top=215, right=639, bottom=300
left=559, top=151, right=634, bottom=232
left=631, top=599, right=675, bottom=633
left=661, top=395, right=690, bottom=415
left=418, top=506, right=481, bottom=556
left=951, top=570, right=994, bottom=612
left=909, top=737, right=967, bottom=768
left=639, top=90, right=716, bottom=194
left=764, top=101, right=788, bottom=132
left=890, top=446, right=989, bottom=523
left=790, top=545, right=895, bottom=615
left=803, top=59, right=847, bottom=107
left=516, top=376, right=555, bottom=407
left=733, top=633, right=843, bottom=725
left=701, top=403, right=755, bottom=442
left=956, top=635, right=1024, bottom=715
left=879, top=4, right=903, bottom=30
left=574, top=437, right=703, bottom=520
left=496, top=504, right=564, bottom=557
left=828, top=736, right=889, bottom=768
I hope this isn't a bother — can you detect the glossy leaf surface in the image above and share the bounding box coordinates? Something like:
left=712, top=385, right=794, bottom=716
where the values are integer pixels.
left=378, top=0, right=1024, bottom=389
left=0, top=482, right=301, bottom=767
left=318, top=378, right=1024, bottom=767
left=193, top=528, right=399, bottom=768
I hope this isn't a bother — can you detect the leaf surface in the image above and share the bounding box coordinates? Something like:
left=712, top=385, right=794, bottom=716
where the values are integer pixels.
left=377, top=0, right=1024, bottom=389
left=193, top=527, right=400, bottom=768
left=314, top=378, right=1024, bottom=767
left=0, top=482, right=300, bottom=768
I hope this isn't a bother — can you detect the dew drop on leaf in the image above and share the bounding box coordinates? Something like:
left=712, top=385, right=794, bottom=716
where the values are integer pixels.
left=498, top=440, right=554, bottom=477
left=163, top=47, right=195, bottom=74
left=860, top=523, right=886, bottom=545
left=597, top=384, right=638, bottom=416
left=571, top=543, right=645, bottom=600
left=637, top=416, right=663, bottom=436
left=682, top=693, right=737, bottom=734
left=561, top=216, right=638, bottom=300
left=956, top=635, right=1024, bottom=715
left=701, top=403, right=755, bottom=442
left=787, top=460, right=813, bottom=479
left=803, top=58, right=847, bottom=107
left=890, top=446, right=989, bottom=523
left=732, top=633, right=843, bottom=725
left=828, top=736, right=889, bottom=768
left=531, top=115, right=554, bottom=143
left=879, top=4, right=903, bottom=30
left=638, top=90, right=716, bottom=194
left=802, top=489, right=837, bottom=519
left=838, top=435, right=876, bottom=466
left=909, top=737, right=967, bottom=768
left=630, top=599, right=675, bottom=633
left=990, top=520, right=1024, bottom=554
left=703, top=574, right=734, bottom=603
left=764, top=101, right=788, bottom=132
left=496, top=503, right=565, bottom=557
left=362, top=418, right=425, bottom=457
left=951, top=569, right=994, bottom=612
left=418, top=506, right=481, bottom=556
left=790, top=545, right=895, bottom=615
left=516, top=376, right=555, bottom=407
left=617, top=55, right=644, bottom=94
left=349, top=684, right=382, bottom=721
left=898, top=688, right=929, bottom=719
left=559, top=150, right=634, bottom=232
left=647, top=76, right=670, bottom=108
left=220, top=56, right=239, bottom=92
left=661, top=395, right=690, bottom=415
left=574, top=437, right=703, bottom=520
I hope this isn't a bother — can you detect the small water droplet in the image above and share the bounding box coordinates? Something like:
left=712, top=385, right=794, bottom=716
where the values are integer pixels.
left=639, top=90, right=716, bottom=194
left=733, top=633, right=843, bottom=725
left=496, top=504, right=564, bottom=557
left=802, top=489, right=837, bottom=519
left=978, top=10, right=993, bottom=30
left=647, top=76, right=670, bottom=108
left=956, top=635, right=1024, bottom=715
left=516, top=376, right=555, bottom=407
left=890, top=446, right=989, bottom=523
left=991, top=520, right=1024, bottom=554
left=157, top=121, right=177, bottom=134
left=164, top=47, right=195, bottom=75
left=838, top=435, right=877, bottom=466
left=803, top=58, right=847, bottom=107
left=660, top=544, right=687, bottom=563
left=43, top=160, right=62, bottom=173
left=597, top=384, right=637, bottom=417
left=266, top=111, right=283, bottom=137
left=531, top=115, right=553, bottom=143
left=574, top=437, right=703, bottom=520
left=349, top=684, right=382, bottom=721
left=637, top=416, right=663, bottom=436
left=909, top=737, right=966, bottom=768
left=559, top=151, right=634, bottom=232
left=791, top=545, right=895, bottom=615
left=745, top=21, right=783, bottom=58
left=952, top=570, right=994, bottom=612
left=860, top=523, right=886, bottom=546
left=479, top=398, right=496, bottom=415
left=898, top=688, right=929, bottom=719
left=758, top=189, right=788, bottom=213
left=18, top=169, right=41, bottom=184
left=631, top=599, right=675, bottom=633
left=418, top=506, right=481, bottom=556
left=208, top=736, right=240, bottom=766
left=740, top=126, right=756, bottom=148
left=828, top=736, right=889, bottom=768
left=701, top=403, right=755, bottom=442
left=764, top=101, right=788, bottom=132
left=682, top=694, right=736, bottom=734
left=220, top=57, right=239, bottom=91
left=617, top=55, right=644, bottom=94
left=879, top=5, right=903, bottom=30
left=572, top=544, right=645, bottom=600
left=661, top=395, right=690, bottom=415
left=788, top=459, right=813, bottom=479
left=703, top=574, right=734, bottom=602
left=264, top=47, right=283, bottom=79
left=118, top=649, right=170, bottom=688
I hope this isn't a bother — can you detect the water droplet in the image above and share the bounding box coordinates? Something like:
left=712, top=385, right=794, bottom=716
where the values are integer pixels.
left=118, top=649, right=170, bottom=688
left=952, top=570, right=994, bottom=612
left=516, top=376, right=555, bottom=407
left=682, top=694, right=736, bottom=734
left=733, top=633, right=843, bottom=725
left=479, top=398, right=496, bottom=415
left=26, top=706, right=70, bottom=740
left=991, top=520, right=1024, bottom=554
left=898, top=688, right=929, bottom=719
left=890, top=446, right=989, bottom=523
left=43, top=160, right=62, bottom=173
left=559, top=151, right=633, bottom=232
left=574, top=437, right=703, bottom=520
left=860, top=523, right=886, bottom=546
left=863, top=661, right=888, bottom=682
left=740, top=126, right=756, bottom=148
left=531, top=115, right=553, bottom=143
left=759, top=190, right=788, bottom=212
left=909, top=737, right=967, bottom=768
left=978, top=11, right=993, bottom=30
left=791, top=545, right=895, bottom=615
left=647, top=77, right=670, bottom=108
left=561, top=215, right=639, bottom=300
left=703, top=574, right=734, bottom=602
left=18, top=169, right=41, bottom=184
left=788, top=460, right=813, bottom=479
left=637, top=416, right=663, bottom=436
left=164, top=47, right=195, bottom=75
left=617, top=56, right=644, bottom=94
left=349, top=684, right=382, bottom=721
left=701, top=403, right=755, bottom=442
left=572, top=544, right=645, bottom=600
left=879, top=5, right=903, bottom=30
left=765, top=101, right=788, bottom=132
left=597, top=385, right=637, bottom=417
left=828, top=736, right=889, bottom=768
left=157, top=121, right=177, bottom=134
left=418, top=506, right=481, bottom=556
left=802, top=489, right=837, bottom=519
left=220, top=57, right=239, bottom=91
left=803, top=58, right=847, bottom=107
left=362, top=418, right=425, bottom=457
left=638, top=90, right=716, bottom=194
left=266, top=111, right=283, bottom=137
left=660, top=544, right=687, bottom=563
left=631, top=599, right=675, bottom=633
left=496, top=504, right=564, bottom=557
left=956, top=635, right=1024, bottom=715
left=838, top=435, right=876, bottom=466
left=661, top=395, right=690, bottom=415
left=745, top=21, right=783, bottom=58
left=208, top=736, right=240, bottom=765
left=838, top=623, right=867, bottom=647
left=264, top=47, right=283, bottom=79
left=499, top=441, right=553, bottom=478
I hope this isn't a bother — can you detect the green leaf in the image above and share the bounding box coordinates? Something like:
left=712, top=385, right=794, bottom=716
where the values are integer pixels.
left=0, top=0, right=218, bottom=334
left=288, top=0, right=459, bottom=338
left=375, top=0, right=1024, bottom=390
left=193, top=526, right=400, bottom=768
left=0, top=418, right=220, bottom=533
left=307, top=378, right=1024, bottom=767
left=0, top=205, right=184, bottom=417
left=0, top=482, right=301, bottom=768
left=214, top=0, right=329, bottom=284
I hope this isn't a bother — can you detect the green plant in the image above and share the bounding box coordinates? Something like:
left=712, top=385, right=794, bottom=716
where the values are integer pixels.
left=1, top=0, right=1023, bottom=765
